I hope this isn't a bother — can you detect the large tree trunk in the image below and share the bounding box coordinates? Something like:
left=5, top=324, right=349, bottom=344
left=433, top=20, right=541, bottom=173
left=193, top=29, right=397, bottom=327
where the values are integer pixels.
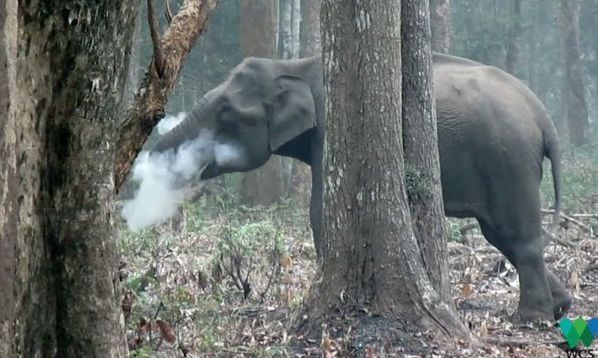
left=303, top=0, right=469, bottom=348
left=559, top=0, right=589, bottom=146
left=0, top=1, right=138, bottom=356
left=239, top=0, right=285, bottom=206
left=402, top=0, right=450, bottom=302
left=429, top=0, right=451, bottom=53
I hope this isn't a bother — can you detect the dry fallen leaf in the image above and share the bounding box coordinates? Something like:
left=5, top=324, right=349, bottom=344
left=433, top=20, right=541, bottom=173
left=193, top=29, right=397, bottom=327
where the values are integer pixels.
left=462, top=283, right=474, bottom=298
left=281, top=254, right=293, bottom=269
left=156, top=320, right=176, bottom=344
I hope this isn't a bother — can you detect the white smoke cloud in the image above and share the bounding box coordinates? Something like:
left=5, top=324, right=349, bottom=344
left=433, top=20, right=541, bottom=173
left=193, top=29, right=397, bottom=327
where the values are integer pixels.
left=121, top=115, right=247, bottom=231
left=157, top=112, right=187, bottom=135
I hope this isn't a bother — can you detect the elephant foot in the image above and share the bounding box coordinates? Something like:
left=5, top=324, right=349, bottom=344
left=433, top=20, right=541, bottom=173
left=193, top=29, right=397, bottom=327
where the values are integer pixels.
left=515, top=293, right=571, bottom=323
left=515, top=293, right=556, bottom=323
left=515, top=306, right=555, bottom=323
left=546, top=270, right=572, bottom=320
left=552, top=292, right=572, bottom=320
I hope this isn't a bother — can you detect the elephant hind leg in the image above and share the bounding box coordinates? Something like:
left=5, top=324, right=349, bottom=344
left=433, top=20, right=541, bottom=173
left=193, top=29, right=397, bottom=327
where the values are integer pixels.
left=477, top=219, right=557, bottom=322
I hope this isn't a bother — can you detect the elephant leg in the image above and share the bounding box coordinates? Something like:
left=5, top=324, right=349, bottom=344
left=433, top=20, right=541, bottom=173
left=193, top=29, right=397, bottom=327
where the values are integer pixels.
left=478, top=219, right=556, bottom=321
left=546, top=269, right=572, bottom=319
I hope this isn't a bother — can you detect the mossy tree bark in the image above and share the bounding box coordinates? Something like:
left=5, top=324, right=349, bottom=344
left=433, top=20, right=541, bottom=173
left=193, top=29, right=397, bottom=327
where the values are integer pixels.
left=1, top=1, right=138, bottom=356
left=402, top=0, right=450, bottom=303
left=302, top=0, right=469, bottom=348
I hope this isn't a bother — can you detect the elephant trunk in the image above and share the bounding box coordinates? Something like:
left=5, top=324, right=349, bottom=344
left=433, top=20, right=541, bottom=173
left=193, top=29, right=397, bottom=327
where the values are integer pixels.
left=152, top=95, right=212, bottom=154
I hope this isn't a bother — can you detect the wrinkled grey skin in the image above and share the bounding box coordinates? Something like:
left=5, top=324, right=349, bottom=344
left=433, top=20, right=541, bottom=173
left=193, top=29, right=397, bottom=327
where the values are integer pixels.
left=153, top=54, right=570, bottom=322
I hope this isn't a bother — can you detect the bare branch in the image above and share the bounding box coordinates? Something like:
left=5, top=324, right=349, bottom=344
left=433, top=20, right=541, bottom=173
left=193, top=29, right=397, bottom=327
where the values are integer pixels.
left=114, top=0, right=219, bottom=191
left=165, top=0, right=174, bottom=24
left=147, top=0, right=165, bottom=77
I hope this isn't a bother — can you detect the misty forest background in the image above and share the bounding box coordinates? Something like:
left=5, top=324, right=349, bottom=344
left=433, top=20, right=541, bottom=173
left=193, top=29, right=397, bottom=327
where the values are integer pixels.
left=124, top=0, right=598, bottom=206
left=116, top=0, right=598, bottom=357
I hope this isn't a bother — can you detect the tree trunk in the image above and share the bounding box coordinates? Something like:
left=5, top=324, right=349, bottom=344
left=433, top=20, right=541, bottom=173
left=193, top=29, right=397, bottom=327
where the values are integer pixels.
left=402, top=0, right=450, bottom=302
left=291, top=0, right=301, bottom=58
left=300, top=0, right=321, bottom=57
left=279, top=0, right=292, bottom=59
left=1, top=1, right=138, bottom=356
left=559, top=0, right=589, bottom=146
left=429, top=0, right=451, bottom=53
left=506, top=0, right=522, bottom=75
left=239, top=0, right=285, bottom=206
left=303, top=0, right=469, bottom=347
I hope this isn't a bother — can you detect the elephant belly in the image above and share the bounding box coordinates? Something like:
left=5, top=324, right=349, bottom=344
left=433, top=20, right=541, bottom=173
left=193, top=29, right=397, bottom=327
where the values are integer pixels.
left=440, top=159, right=487, bottom=219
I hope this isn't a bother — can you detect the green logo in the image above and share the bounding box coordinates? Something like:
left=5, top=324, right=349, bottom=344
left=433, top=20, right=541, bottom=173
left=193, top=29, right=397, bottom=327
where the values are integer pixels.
left=559, top=317, right=598, bottom=348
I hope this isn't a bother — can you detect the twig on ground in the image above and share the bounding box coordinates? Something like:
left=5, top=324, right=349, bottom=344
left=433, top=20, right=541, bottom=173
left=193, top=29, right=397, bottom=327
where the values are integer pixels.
left=483, top=337, right=566, bottom=347
left=542, top=227, right=576, bottom=248
left=541, top=209, right=594, bottom=234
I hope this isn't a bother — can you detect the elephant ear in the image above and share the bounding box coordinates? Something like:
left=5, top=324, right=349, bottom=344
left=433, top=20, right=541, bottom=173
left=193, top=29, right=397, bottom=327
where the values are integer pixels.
left=269, top=75, right=316, bottom=151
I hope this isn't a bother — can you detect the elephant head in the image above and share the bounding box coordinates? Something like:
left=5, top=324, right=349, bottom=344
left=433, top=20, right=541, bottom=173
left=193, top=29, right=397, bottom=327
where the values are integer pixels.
left=152, top=57, right=319, bottom=185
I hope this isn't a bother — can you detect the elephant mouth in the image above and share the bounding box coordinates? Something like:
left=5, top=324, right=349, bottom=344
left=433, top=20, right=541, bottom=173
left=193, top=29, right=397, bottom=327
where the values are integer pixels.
left=200, top=162, right=220, bottom=180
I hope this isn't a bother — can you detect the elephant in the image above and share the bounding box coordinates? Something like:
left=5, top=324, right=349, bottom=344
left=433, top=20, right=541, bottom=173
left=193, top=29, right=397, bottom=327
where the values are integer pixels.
left=150, top=53, right=571, bottom=322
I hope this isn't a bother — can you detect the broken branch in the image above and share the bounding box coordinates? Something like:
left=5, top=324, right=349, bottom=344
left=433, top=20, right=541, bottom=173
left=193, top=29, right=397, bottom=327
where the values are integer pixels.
left=114, top=0, right=219, bottom=192
left=165, top=0, right=174, bottom=24
left=147, top=0, right=165, bottom=77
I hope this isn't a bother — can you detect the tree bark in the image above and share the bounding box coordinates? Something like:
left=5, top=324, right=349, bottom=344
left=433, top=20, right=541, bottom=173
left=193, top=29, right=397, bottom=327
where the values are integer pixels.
left=559, top=0, right=589, bottom=146
left=429, top=0, right=451, bottom=53
left=402, top=0, right=450, bottom=303
left=303, top=0, right=469, bottom=346
left=114, top=0, right=219, bottom=191
left=280, top=0, right=292, bottom=59
left=239, top=0, right=285, bottom=206
left=1, top=1, right=138, bottom=356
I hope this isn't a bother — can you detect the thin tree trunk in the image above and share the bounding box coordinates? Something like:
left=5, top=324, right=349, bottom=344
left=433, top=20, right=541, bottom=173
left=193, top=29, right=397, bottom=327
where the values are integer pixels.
left=402, top=0, right=450, bottom=302
left=559, top=0, right=589, bottom=146
left=303, top=0, right=469, bottom=347
left=506, top=0, right=522, bottom=74
left=239, top=0, right=284, bottom=206
left=291, top=0, right=301, bottom=58
left=300, top=0, right=321, bottom=57
left=1, top=1, right=139, bottom=356
left=279, top=0, right=292, bottom=59
left=429, top=0, right=451, bottom=53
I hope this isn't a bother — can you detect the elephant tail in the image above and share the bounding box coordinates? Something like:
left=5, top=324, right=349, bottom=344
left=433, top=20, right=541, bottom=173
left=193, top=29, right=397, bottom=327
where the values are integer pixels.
left=544, top=127, right=561, bottom=227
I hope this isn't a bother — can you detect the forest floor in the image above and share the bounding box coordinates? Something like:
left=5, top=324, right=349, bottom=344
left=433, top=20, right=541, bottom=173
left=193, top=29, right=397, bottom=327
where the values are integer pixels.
left=118, top=146, right=598, bottom=358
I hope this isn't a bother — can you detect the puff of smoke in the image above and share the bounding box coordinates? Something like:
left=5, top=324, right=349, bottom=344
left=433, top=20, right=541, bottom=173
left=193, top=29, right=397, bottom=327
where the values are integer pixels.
left=121, top=129, right=216, bottom=231
left=157, top=112, right=187, bottom=135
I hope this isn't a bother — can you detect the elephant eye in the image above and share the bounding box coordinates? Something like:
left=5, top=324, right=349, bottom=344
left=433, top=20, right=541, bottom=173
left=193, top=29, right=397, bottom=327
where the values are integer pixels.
left=217, top=103, right=235, bottom=123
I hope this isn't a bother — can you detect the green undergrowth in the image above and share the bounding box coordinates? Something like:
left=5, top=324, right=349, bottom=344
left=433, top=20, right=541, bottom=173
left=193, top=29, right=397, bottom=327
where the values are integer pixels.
left=118, top=194, right=315, bottom=357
